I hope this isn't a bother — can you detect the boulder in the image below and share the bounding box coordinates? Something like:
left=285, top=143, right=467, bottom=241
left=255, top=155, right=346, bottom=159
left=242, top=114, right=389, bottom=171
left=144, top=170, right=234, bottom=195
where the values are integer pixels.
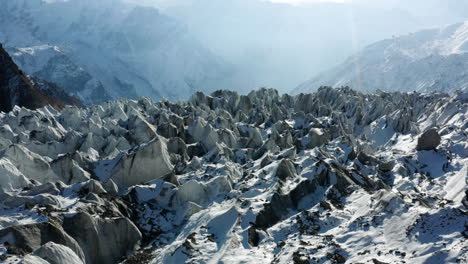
left=416, top=128, right=441, bottom=151
left=378, top=160, right=395, bottom=172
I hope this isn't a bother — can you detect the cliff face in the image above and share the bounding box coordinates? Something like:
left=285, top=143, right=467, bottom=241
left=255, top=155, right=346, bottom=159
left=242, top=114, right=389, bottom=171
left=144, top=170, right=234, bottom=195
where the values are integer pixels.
left=0, top=44, right=82, bottom=112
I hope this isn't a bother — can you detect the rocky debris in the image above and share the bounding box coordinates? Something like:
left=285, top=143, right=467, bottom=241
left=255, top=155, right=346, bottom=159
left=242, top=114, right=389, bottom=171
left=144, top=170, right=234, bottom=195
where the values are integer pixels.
left=122, top=246, right=156, bottom=264
left=0, top=87, right=466, bottom=263
left=416, top=128, right=441, bottom=151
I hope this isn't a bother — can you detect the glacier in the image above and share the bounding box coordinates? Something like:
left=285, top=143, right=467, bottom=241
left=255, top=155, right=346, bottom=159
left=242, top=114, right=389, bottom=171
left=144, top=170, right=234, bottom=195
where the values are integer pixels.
left=0, top=87, right=466, bottom=263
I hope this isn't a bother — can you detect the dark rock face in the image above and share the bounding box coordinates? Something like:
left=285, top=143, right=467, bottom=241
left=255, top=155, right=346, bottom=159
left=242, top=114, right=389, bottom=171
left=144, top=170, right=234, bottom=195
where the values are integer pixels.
left=416, top=128, right=441, bottom=151
left=0, top=44, right=82, bottom=112
left=248, top=227, right=260, bottom=247
left=28, top=76, right=84, bottom=108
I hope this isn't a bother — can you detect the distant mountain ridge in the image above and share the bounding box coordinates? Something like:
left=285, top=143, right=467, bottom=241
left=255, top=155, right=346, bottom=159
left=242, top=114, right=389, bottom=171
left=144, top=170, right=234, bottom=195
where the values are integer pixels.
left=0, top=44, right=82, bottom=112
left=295, top=21, right=468, bottom=94
left=7, top=45, right=111, bottom=105
left=0, top=0, right=250, bottom=104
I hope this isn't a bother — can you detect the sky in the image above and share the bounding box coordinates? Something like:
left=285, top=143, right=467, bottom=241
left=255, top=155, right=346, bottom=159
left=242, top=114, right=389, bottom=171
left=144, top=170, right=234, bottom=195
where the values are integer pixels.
left=269, top=0, right=351, bottom=3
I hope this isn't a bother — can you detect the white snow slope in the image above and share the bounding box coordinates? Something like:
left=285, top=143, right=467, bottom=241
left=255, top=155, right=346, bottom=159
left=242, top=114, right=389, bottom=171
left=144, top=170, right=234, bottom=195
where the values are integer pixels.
left=0, top=87, right=466, bottom=264
left=295, top=22, right=468, bottom=94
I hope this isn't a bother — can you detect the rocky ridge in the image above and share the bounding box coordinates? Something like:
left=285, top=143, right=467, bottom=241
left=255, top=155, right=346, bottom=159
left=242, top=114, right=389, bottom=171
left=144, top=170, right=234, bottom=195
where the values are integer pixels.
left=0, top=87, right=466, bottom=264
left=0, top=44, right=82, bottom=113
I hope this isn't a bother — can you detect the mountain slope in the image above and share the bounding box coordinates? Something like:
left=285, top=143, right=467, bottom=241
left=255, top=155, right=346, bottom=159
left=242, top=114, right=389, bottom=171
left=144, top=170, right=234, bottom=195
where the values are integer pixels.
left=0, top=0, right=250, bottom=103
left=0, top=43, right=81, bottom=112
left=8, top=45, right=112, bottom=105
left=295, top=22, right=468, bottom=94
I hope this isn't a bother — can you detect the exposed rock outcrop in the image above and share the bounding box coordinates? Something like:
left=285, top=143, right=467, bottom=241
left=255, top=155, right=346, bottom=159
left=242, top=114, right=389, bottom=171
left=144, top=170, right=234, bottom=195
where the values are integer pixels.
left=416, top=128, right=441, bottom=151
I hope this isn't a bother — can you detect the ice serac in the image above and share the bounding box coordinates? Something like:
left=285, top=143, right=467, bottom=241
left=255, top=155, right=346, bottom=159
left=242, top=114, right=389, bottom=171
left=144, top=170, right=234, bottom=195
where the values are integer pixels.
left=0, top=222, right=86, bottom=262
left=62, top=212, right=142, bottom=264
left=1, top=144, right=60, bottom=184
left=33, top=242, right=84, bottom=264
left=0, top=87, right=466, bottom=264
left=110, top=136, right=174, bottom=187
left=0, top=158, right=31, bottom=191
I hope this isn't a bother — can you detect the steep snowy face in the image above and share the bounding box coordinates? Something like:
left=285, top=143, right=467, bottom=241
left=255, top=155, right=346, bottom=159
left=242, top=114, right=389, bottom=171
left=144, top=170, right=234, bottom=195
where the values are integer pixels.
left=8, top=45, right=111, bottom=105
left=295, top=22, right=468, bottom=94
left=0, top=87, right=466, bottom=264
left=0, top=0, right=248, bottom=104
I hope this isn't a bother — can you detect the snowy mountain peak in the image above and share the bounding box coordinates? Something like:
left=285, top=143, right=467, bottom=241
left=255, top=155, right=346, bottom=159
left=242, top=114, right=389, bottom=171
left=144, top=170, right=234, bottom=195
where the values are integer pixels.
left=387, top=21, right=468, bottom=58
left=0, top=0, right=250, bottom=105
left=295, top=21, right=468, bottom=94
